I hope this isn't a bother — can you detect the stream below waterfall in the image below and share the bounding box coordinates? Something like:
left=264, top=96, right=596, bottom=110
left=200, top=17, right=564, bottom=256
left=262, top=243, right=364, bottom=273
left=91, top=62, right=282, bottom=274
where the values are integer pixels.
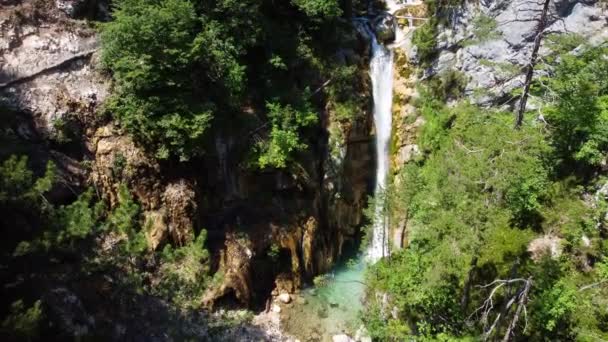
left=280, top=20, right=394, bottom=341
left=280, top=259, right=366, bottom=341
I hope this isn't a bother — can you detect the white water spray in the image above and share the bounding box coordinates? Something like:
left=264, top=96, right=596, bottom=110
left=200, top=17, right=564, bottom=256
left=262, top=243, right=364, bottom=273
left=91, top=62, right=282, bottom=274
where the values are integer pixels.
left=367, top=30, right=394, bottom=262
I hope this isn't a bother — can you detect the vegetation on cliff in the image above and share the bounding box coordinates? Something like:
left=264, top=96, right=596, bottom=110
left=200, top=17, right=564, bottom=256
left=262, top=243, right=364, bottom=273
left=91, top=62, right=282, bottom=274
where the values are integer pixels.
left=101, top=0, right=366, bottom=165
left=2, top=0, right=368, bottom=339
left=0, top=152, right=215, bottom=339
left=363, top=41, right=608, bottom=341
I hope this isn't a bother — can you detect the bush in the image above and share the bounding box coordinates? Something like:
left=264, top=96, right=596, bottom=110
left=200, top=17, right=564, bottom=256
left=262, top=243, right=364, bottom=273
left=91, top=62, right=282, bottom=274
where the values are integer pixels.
left=155, top=231, right=210, bottom=308
left=412, top=21, right=437, bottom=65
left=1, top=300, right=44, bottom=341
left=105, top=184, right=146, bottom=255
left=0, top=155, right=55, bottom=208
left=254, top=101, right=317, bottom=169
left=101, top=0, right=236, bottom=161
left=426, top=70, right=468, bottom=101
left=542, top=45, right=608, bottom=168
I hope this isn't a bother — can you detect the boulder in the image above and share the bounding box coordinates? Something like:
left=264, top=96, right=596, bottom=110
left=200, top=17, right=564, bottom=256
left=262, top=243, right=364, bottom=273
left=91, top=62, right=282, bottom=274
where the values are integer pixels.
left=355, top=325, right=372, bottom=342
left=278, top=293, right=292, bottom=304
left=44, top=288, right=95, bottom=338
left=56, top=0, right=88, bottom=17
left=332, top=334, right=355, bottom=342
left=55, top=0, right=110, bottom=19
left=528, top=235, right=563, bottom=262
left=373, top=13, right=396, bottom=43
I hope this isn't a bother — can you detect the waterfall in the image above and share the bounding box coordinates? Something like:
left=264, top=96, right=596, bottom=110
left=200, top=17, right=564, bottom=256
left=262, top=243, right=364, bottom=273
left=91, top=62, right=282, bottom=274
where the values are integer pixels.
left=367, top=31, right=394, bottom=262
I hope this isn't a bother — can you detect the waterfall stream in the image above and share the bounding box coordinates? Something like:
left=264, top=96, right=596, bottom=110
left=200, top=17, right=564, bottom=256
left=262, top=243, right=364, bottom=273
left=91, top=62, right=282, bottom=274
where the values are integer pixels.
left=280, top=21, right=394, bottom=341
left=367, top=29, right=394, bottom=262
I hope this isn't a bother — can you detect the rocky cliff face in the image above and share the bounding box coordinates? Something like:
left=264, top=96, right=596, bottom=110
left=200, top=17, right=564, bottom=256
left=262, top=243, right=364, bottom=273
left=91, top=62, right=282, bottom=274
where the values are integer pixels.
left=0, top=0, right=200, bottom=251
left=0, top=0, right=374, bottom=314
left=422, top=0, right=608, bottom=106
left=388, top=0, right=607, bottom=251
left=198, top=73, right=373, bottom=308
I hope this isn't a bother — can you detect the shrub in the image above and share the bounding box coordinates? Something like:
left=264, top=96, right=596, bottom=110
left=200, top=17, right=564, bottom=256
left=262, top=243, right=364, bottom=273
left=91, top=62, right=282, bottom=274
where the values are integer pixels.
left=155, top=231, right=210, bottom=308
left=412, top=21, right=437, bottom=65
left=1, top=300, right=44, bottom=341
left=254, top=101, right=317, bottom=169
left=427, top=69, right=468, bottom=101
left=542, top=45, right=608, bottom=168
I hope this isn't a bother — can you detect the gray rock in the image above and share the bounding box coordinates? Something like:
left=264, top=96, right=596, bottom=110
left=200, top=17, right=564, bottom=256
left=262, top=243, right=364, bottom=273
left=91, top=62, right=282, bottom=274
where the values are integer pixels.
left=55, top=0, right=110, bottom=19
left=396, top=144, right=420, bottom=165
left=278, top=292, right=292, bottom=304
left=422, top=0, right=608, bottom=106
left=56, top=0, right=87, bottom=17
left=333, top=334, right=355, bottom=342
left=434, top=51, right=456, bottom=73
left=354, top=325, right=372, bottom=342
left=373, top=13, right=396, bottom=43
left=44, top=288, right=95, bottom=338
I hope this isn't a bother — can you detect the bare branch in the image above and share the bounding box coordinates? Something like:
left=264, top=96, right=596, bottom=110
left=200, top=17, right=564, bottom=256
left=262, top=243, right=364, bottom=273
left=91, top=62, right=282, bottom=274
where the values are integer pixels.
left=515, top=0, right=552, bottom=128
left=502, top=278, right=532, bottom=342
left=579, top=279, right=608, bottom=292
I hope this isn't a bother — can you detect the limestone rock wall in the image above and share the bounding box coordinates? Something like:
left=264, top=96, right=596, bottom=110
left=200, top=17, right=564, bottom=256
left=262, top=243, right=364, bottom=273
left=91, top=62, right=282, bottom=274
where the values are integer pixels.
left=389, top=0, right=608, bottom=252
left=419, top=0, right=608, bottom=106
left=0, top=0, right=375, bottom=311
left=0, top=1, right=197, bottom=249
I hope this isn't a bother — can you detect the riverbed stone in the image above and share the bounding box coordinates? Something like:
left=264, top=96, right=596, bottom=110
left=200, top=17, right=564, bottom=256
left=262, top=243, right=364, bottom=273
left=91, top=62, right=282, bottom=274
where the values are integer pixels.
left=278, top=292, right=292, bottom=304
left=355, top=325, right=372, bottom=342
left=332, top=334, right=355, bottom=342
left=373, top=13, right=396, bottom=43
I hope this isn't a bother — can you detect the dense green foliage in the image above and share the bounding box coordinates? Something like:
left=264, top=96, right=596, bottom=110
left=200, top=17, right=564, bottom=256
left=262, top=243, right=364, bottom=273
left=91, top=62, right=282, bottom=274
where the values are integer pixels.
left=542, top=45, right=608, bottom=168
left=0, top=155, right=105, bottom=256
left=364, top=44, right=608, bottom=341
left=101, top=0, right=364, bottom=165
left=464, top=13, right=500, bottom=45
left=254, top=101, right=318, bottom=168
left=0, top=154, right=215, bottom=339
left=1, top=300, right=44, bottom=341
left=155, top=231, right=210, bottom=308
left=411, top=21, right=437, bottom=66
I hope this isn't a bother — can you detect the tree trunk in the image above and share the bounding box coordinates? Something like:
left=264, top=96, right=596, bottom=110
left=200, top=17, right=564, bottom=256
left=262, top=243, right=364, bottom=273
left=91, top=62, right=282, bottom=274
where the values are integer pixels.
left=460, top=256, right=478, bottom=312
left=514, top=0, right=552, bottom=129
left=502, top=278, right=532, bottom=342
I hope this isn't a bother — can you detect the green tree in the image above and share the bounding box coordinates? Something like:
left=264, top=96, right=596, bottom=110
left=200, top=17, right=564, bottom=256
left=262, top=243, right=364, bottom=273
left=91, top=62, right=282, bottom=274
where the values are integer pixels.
left=542, top=45, right=608, bottom=168
left=291, top=0, right=342, bottom=18
left=254, top=101, right=317, bottom=169
left=156, top=230, right=210, bottom=308
left=412, top=21, right=437, bottom=66
left=1, top=300, right=44, bottom=341
left=101, top=0, right=227, bottom=160
left=0, top=155, right=56, bottom=209
left=106, top=184, right=146, bottom=255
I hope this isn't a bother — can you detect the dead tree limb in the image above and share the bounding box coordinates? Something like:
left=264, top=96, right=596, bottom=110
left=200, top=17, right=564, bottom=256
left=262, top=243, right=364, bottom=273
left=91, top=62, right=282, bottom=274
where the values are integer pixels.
left=502, top=278, right=532, bottom=342
left=514, top=0, right=552, bottom=129
left=470, top=277, right=532, bottom=341
left=578, top=279, right=608, bottom=292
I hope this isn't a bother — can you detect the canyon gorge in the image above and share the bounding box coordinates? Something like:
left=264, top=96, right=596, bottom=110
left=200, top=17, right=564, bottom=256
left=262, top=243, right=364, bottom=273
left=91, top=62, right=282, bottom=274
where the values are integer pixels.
left=2, top=0, right=608, bottom=341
